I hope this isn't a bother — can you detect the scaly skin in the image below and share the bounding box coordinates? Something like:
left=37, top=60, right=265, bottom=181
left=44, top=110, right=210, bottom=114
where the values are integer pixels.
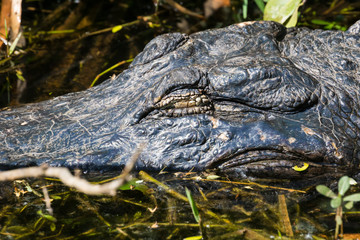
left=0, top=21, right=359, bottom=179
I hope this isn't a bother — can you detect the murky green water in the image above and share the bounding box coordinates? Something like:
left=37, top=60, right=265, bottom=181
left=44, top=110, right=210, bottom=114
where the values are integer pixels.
left=1, top=171, right=360, bottom=239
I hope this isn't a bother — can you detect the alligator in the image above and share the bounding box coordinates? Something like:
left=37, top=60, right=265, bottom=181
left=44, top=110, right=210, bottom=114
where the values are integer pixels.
left=0, top=21, right=359, bottom=179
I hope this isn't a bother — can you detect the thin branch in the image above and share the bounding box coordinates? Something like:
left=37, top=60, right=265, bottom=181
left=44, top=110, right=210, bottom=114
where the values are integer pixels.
left=164, top=0, right=205, bottom=19
left=0, top=143, right=145, bottom=196
left=42, top=185, right=53, bottom=215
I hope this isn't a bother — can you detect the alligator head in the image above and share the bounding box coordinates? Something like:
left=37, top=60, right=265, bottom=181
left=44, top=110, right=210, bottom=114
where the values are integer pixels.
left=1, top=21, right=359, bottom=179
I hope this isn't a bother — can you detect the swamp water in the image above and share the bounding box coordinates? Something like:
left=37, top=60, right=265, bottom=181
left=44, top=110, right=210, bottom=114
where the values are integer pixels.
left=1, top=171, right=360, bottom=239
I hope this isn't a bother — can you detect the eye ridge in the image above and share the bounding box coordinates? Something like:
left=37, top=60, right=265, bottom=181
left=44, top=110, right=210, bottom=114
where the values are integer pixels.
left=240, top=66, right=320, bottom=112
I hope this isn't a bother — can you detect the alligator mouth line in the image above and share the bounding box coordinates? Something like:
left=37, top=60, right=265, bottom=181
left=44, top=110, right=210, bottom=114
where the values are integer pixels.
left=207, top=149, right=327, bottom=170
left=205, top=149, right=346, bottom=178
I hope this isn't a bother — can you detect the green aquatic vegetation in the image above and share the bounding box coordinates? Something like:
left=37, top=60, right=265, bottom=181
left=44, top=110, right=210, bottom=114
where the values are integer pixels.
left=90, top=58, right=133, bottom=87
left=0, top=20, right=25, bottom=105
left=264, top=0, right=303, bottom=27
left=2, top=171, right=358, bottom=239
left=242, top=0, right=266, bottom=19
left=311, top=19, right=347, bottom=30
left=316, top=176, right=360, bottom=239
left=185, top=187, right=202, bottom=240
left=185, top=187, right=200, bottom=223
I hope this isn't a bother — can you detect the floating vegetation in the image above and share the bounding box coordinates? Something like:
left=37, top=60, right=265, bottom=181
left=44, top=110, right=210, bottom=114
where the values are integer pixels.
left=1, top=171, right=360, bottom=239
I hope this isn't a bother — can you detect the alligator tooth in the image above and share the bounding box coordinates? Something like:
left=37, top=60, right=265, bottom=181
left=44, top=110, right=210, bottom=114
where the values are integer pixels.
left=194, top=107, right=201, bottom=113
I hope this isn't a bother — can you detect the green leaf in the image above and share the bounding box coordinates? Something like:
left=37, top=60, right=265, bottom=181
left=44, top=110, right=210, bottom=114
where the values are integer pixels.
left=242, top=0, right=248, bottom=19
left=37, top=210, right=57, bottom=222
left=206, top=175, right=220, bottom=180
left=344, top=201, right=354, bottom=210
left=330, top=196, right=342, bottom=208
left=254, top=0, right=265, bottom=12
left=185, top=187, right=200, bottom=223
left=264, top=0, right=301, bottom=24
left=43, top=214, right=57, bottom=222
left=9, top=32, right=22, bottom=55
left=119, top=179, right=148, bottom=194
left=183, top=236, right=202, bottom=240
left=50, top=195, right=62, bottom=200
left=349, top=178, right=357, bottom=185
left=311, top=19, right=332, bottom=25
left=6, top=225, right=29, bottom=233
left=39, top=29, right=75, bottom=34
left=338, top=176, right=350, bottom=196
left=316, top=185, right=336, bottom=198
left=344, top=193, right=360, bottom=202
left=50, top=223, right=56, bottom=232
left=15, top=70, right=25, bottom=82
left=112, top=25, right=123, bottom=33
left=285, top=3, right=299, bottom=27
left=312, top=235, right=327, bottom=240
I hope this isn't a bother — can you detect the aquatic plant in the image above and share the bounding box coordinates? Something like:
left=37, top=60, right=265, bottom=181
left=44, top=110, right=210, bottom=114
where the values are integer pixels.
left=316, top=176, right=360, bottom=239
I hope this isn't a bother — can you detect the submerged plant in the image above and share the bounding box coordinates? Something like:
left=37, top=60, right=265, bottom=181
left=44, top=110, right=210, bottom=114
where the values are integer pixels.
left=316, top=176, right=360, bottom=239
left=184, top=187, right=203, bottom=240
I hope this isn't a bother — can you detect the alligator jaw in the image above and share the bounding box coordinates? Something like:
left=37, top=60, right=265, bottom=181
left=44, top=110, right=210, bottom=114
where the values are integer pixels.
left=224, top=160, right=347, bottom=179
left=206, top=149, right=345, bottom=179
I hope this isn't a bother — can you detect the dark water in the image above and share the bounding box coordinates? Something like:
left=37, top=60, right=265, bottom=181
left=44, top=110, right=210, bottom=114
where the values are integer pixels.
left=1, top=171, right=360, bottom=239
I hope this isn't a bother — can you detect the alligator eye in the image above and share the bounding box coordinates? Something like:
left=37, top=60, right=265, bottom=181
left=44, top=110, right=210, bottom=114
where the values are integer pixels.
left=208, top=64, right=319, bottom=112
left=154, top=89, right=213, bottom=117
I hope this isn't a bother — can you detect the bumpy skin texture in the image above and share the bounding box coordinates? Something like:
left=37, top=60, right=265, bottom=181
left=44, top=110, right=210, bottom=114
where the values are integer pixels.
left=0, top=21, right=359, bottom=179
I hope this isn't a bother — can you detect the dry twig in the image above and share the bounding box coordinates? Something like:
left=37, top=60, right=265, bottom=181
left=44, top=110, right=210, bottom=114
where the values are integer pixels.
left=0, top=143, right=145, bottom=196
left=164, top=0, right=205, bottom=19
left=42, top=185, right=53, bottom=215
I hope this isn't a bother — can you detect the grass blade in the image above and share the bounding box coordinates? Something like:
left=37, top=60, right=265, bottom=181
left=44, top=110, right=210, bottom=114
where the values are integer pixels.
left=185, top=187, right=200, bottom=223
